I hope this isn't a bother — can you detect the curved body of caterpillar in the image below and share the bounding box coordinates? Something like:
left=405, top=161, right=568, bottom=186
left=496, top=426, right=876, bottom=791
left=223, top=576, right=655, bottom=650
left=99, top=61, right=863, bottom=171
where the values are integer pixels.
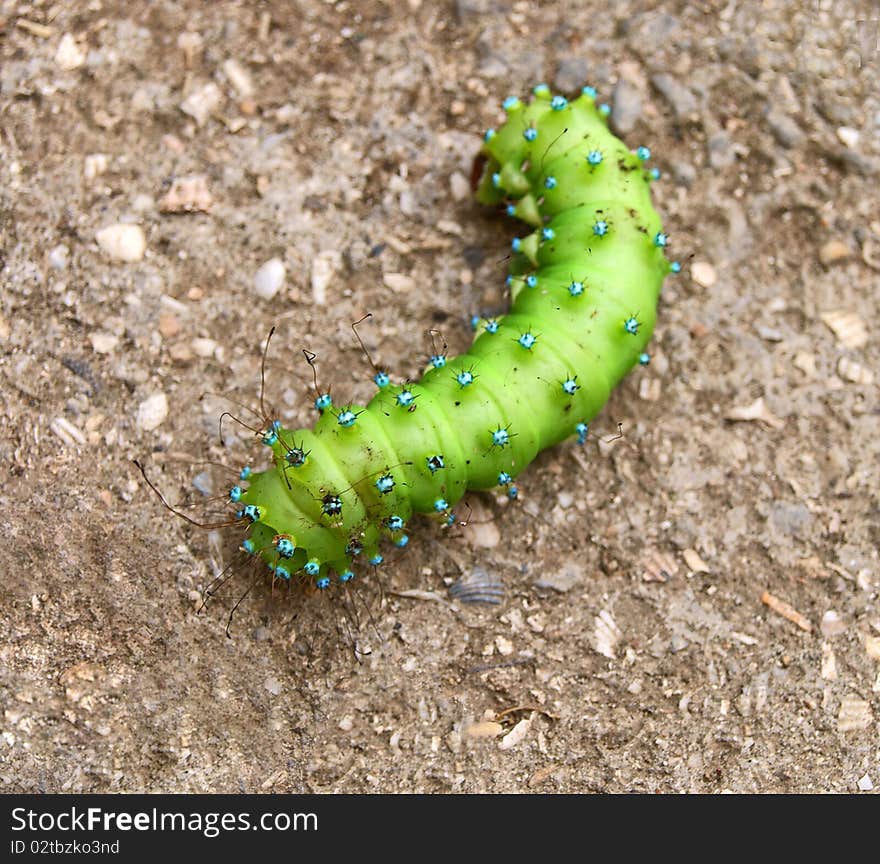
left=233, top=85, right=675, bottom=588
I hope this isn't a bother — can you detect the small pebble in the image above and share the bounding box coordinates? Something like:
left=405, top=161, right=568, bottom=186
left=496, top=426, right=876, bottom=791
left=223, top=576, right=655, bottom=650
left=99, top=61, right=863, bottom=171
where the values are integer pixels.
left=857, top=774, right=874, bottom=792
left=708, top=131, right=735, bottom=170
left=50, top=417, right=86, bottom=447
left=836, top=126, right=860, bottom=149
left=610, top=79, right=642, bottom=134
left=158, top=314, right=180, bottom=339
left=95, top=224, right=146, bottom=262
left=499, top=717, right=532, bottom=751
left=55, top=33, right=85, bottom=71
left=819, top=239, right=851, bottom=266
left=683, top=548, right=710, bottom=573
left=793, top=352, right=817, bottom=377
left=464, top=721, right=503, bottom=739
left=310, top=250, right=340, bottom=306
left=136, top=392, right=169, bottom=432
left=89, top=332, right=119, bottom=354
left=837, top=357, right=873, bottom=385
left=159, top=175, right=212, bottom=213
left=450, top=172, right=471, bottom=202
left=651, top=73, right=697, bottom=117
left=48, top=244, right=70, bottom=270
left=222, top=58, right=254, bottom=99
left=191, top=471, right=213, bottom=496
left=192, top=337, right=218, bottom=358
left=757, top=326, right=783, bottom=342
left=253, top=257, right=286, bottom=301
left=820, top=610, right=847, bottom=638
left=84, top=153, right=108, bottom=181
left=837, top=696, right=872, bottom=732
left=180, top=81, right=222, bottom=127
left=535, top=560, right=583, bottom=593
left=264, top=677, right=282, bottom=696
left=821, top=309, right=868, bottom=349
left=691, top=261, right=717, bottom=288
left=765, top=110, right=804, bottom=148
left=495, top=635, right=514, bottom=656
left=383, top=272, right=415, bottom=293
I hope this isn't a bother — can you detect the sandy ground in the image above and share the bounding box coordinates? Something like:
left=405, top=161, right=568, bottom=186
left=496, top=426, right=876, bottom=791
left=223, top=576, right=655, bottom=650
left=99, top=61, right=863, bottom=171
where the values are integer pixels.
left=1, top=0, right=878, bottom=793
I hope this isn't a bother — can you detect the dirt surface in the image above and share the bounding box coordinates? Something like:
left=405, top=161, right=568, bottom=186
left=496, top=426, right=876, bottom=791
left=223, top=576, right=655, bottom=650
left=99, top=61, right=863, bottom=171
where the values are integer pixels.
left=2, top=0, right=879, bottom=794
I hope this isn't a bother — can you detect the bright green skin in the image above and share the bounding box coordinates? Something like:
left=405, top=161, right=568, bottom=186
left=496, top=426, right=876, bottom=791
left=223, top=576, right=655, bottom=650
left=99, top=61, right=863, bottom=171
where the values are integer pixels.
left=237, top=87, right=671, bottom=583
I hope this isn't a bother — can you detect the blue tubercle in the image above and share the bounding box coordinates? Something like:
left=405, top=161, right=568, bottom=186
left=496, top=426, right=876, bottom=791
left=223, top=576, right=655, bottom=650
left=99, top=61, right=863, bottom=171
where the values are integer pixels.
left=492, top=428, right=510, bottom=447
left=314, top=393, right=332, bottom=412
left=623, top=316, right=640, bottom=335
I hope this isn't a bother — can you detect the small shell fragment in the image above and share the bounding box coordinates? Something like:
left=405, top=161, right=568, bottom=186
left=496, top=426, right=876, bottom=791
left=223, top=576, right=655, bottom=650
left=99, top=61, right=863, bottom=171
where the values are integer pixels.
left=761, top=590, right=812, bottom=632
left=464, top=721, right=503, bottom=739
left=642, top=550, right=679, bottom=582
left=593, top=608, right=622, bottom=659
left=499, top=716, right=532, bottom=750
left=837, top=357, right=874, bottom=385
left=159, top=175, right=213, bottom=213
left=691, top=261, right=717, bottom=288
left=448, top=567, right=504, bottom=605
left=725, top=397, right=784, bottom=429
left=683, top=548, right=710, bottom=573
left=50, top=417, right=86, bottom=446
left=821, top=310, right=868, bottom=349
left=96, top=224, right=146, bottom=262
left=837, top=696, right=872, bottom=732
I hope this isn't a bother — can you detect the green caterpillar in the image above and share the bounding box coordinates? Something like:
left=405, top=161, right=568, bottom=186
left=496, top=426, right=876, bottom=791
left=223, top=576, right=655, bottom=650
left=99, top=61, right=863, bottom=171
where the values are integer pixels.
left=229, top=85, right=676, bottom=588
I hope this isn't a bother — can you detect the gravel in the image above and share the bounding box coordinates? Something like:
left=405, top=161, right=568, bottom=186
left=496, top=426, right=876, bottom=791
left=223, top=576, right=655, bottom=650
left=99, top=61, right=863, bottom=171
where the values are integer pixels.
left=3, top=0, right=878, bottom=796
left=253, top=257, right=286, bottom=301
